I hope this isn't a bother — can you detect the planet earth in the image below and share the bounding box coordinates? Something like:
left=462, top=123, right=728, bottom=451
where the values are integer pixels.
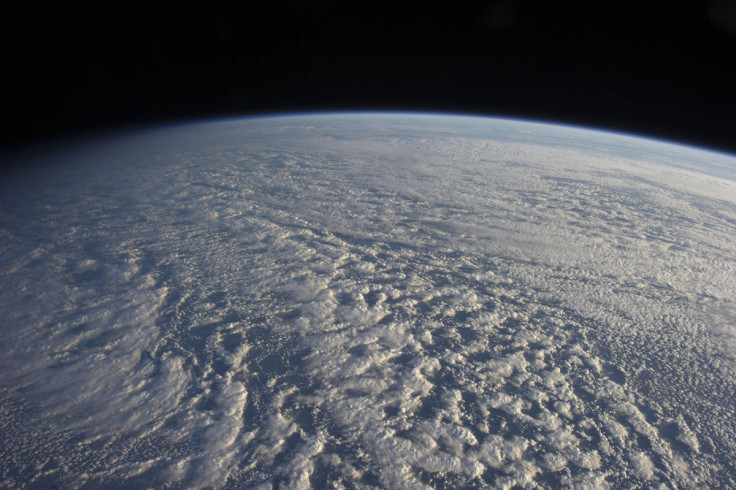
left=1, top=113, right=735, bottom=488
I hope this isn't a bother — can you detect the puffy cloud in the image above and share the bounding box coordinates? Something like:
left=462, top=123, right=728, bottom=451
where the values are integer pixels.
left=1, top=114, right=735, bottom=488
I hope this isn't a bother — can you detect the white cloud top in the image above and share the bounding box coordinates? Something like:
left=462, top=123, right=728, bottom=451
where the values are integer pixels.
left=1, top=114, right=735, bottom=488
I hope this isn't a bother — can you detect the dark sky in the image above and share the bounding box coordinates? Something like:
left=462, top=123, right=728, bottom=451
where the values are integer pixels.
left=3, top=2, right=736, bottom=155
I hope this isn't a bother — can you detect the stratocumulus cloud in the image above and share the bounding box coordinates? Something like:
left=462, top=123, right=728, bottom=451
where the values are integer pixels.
left=1, top=114, right=735, bottom=488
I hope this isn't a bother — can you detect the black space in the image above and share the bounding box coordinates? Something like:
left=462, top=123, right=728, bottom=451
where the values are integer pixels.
left=2, top=2, right=735, bottom=156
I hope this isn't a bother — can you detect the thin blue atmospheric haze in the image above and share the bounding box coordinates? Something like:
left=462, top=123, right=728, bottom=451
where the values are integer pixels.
left=1, top=113, right=735, bottom=488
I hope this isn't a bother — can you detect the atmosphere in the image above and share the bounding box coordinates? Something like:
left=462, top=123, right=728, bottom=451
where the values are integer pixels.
left=2, top=3, right=736, bottom=155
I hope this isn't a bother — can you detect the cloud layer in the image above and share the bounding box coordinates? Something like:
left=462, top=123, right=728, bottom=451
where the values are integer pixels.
left=1, top=114, right=735, bottom=488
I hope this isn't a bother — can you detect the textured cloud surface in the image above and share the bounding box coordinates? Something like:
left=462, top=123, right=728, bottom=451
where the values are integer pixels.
left=1, top=114, right=735, bottom=488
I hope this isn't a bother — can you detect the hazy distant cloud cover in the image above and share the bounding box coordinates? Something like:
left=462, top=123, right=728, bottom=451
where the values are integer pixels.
left=1, top=114, right=735, bottom=488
